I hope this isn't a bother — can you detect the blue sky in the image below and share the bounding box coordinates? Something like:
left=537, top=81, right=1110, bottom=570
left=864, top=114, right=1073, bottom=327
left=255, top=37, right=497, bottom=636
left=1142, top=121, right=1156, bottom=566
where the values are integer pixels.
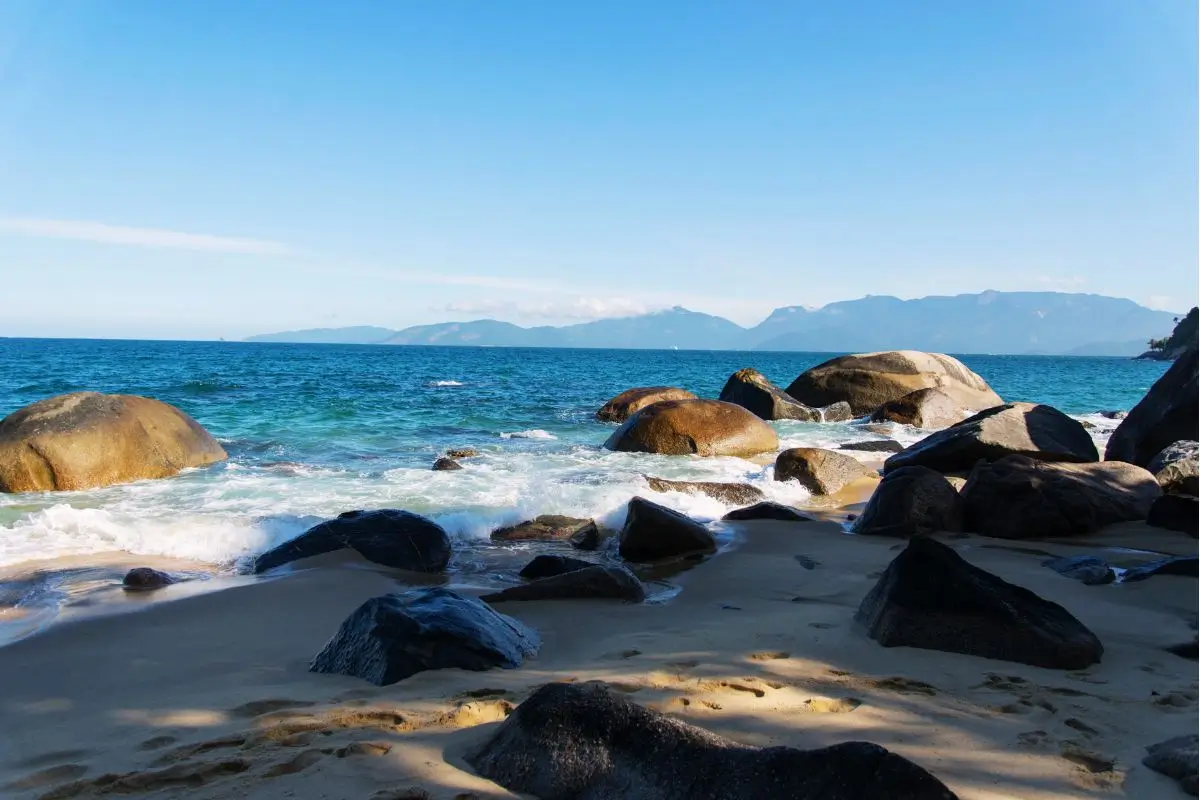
left=1, top=0, right=1196, bottom=339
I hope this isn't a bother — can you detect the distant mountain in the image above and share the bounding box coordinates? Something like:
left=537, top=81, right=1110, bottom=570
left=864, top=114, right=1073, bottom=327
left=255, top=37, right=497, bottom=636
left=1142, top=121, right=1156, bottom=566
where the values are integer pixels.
left=245, top=291, right=1180, bottom=356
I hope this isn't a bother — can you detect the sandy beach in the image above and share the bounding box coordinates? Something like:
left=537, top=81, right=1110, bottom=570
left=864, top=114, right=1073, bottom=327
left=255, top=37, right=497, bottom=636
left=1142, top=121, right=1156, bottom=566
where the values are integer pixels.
left=0, top=514, right=1194, bottom=800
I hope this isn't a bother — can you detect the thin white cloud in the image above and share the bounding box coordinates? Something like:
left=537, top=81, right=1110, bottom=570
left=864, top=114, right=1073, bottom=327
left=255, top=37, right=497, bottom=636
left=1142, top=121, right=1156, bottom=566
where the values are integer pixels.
left=0, top=216, right=293, bottom=255
left=1145, top=294, right=1176, bottom=311
left=444, top=296, right=657, bottom=321
left=1036, top=275, right=1087, bottom=290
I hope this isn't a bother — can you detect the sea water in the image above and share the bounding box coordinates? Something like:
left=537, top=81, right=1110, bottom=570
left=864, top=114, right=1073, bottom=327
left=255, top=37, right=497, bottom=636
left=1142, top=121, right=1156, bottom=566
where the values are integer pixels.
left=0, top=338, right=1169, bottom=572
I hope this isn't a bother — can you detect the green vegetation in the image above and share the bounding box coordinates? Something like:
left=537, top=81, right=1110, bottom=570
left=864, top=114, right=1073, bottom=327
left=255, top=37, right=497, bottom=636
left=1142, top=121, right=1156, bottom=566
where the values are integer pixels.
left=1143, top=307, right=1198, bottom=360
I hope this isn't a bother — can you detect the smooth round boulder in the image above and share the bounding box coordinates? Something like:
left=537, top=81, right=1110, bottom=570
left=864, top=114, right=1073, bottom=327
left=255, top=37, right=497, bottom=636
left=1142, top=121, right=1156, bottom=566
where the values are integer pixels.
left=597, top=387, right=697, bottom=423
left=869, top=388, right=964, bottom=430
left=1146, top=440, right=1199, bottom=496
left=722, top=502, right=814, bottom=522
left=122, top=567, right=176, bottom=591
left=483, top=565, right=646, bottom=603
left=0, top=392, right=227, bottom=493
left=718, top=368, right=820, bottom=421
left=1106, top=347, right=1198, bottom=467
left=839, top=439, right=905, bottom=454
left=852, top=466, right=963, bottom=538
left=774, top=448, right=875, bottom=495
left=518, top=554, right=596, bottom=580
left=786, top=351, right=1002, bottom=417
left=253, top=509, right=452, bottom=573
left=618, top=496, right=717, bottom=562
left=432, top=457, right=463, bottom=471
left=604, top=399, right=778, bottom=458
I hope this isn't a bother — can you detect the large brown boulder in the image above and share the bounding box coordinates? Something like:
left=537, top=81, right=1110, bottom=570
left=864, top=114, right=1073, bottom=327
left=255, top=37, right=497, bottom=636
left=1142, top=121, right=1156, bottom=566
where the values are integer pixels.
left=786, top=351, right=1002, bottom=417
left=869, top=388, right=964, bottom=430
left=775, top=448, right=875, bottom=495
left=852, top=466, right=963, bottom=538
left=0, top=392, right=227, bottom=493
left=491, top=515, right=598, bottom=543
left=883, top=402, right=1098, bottom=475
left=718, top=368, right=821, bottom=421
left=1146, top=440, right=1199, bottom=496
left=1106, top=347, right=1199, bottom=467
left=960, top=455, right=1161, bottom=539
left=597, top=387, right=697, bottom=423
left=644, top=476, right=765, bottom=505
left=604, top=399, right=778, bottom=458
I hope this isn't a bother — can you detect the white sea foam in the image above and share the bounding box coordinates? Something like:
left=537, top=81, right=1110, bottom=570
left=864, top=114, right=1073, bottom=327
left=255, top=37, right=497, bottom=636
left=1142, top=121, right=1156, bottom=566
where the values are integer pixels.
left=426, top=380, right=465, bottom=387
left=499, top=429, right=558, bottom=440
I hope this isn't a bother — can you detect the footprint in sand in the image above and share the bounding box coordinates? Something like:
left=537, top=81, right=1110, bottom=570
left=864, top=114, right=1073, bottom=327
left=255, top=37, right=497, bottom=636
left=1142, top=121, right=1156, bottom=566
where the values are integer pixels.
left=335, top=741, right=393, bottom=758
left=1064, top=718, right=1099, bottom=736
left=151, top=735, right=248, bottom=767
left=263, top=749, right=326, bottom=778
left=41, top=759, right=250, bottom=797
left=14, top=750, right=94, bottom=770
left=1152, top=689, right=1198, bottom=709
left=229, top=698, right=316, bottom=718
left=856, top=676, right=938, bottom=696
left=809, top=622, right=836, bottom=630
left=454, top=687, right=510, bottom=700
left=137, top=736, right=178, bottom=751
left=3, top=764, right=88, bottom=791
left=435, top=699, right=514, bottom=728
left=748, top=651, right=790, bottom=661
left=803, top=697, right=862, bottom=713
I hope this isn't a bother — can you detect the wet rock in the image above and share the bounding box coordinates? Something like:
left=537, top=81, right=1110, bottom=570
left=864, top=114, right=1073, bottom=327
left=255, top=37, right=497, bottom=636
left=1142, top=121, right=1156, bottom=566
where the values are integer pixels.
left=1106, top=347, right=1198, bottom=467
left=466, top=681, right=959, bottom=800
left=605, top=399, right=778, bottom=458
left=852, top=466, right=962, bottom=538
left=446, top=448, right=479, bottom=459
left=254, top=509, right=452, bottom=573
left=1143, top=735, right=1198, bottom=796
left=1099, top=410, right=1127, bottom=420
left=0, top=392, right=227, bottom=493
left=1147, top=494, right=1199, bottom=536
left=122, top=567, right=176, bottom=591
left=884, top=403, right=1098, bottom=475
left=644, top=476, right=765, bottom=506
left=518, top=554, right=595, bottom=580
left=432, top=457, right=463, bottom=471
left=597, top=387, right=697, bottom=423
left=1147, top=440, right=1199, bottom=496
left=818, top=401, right=855, bottom=423
left=839, top=439, right=905, bottom=454
left=870, top=388, right=964, bottom=430
left=570, top=524, right=611, bottom=551
left=718, top=368, right=821, bottom=421
left=855, top=536, right=1103, bottom=669
left=1123, top=555, right=1198, bottom=583
left=618, top=496, right=717, bottom=563
left=483, top=566, right=645, bottom=603
left=775, top=448, right=875, bottom=495
left=310, top=587, right=539, bottom=686
left=959, top=455, right=1160, bottom=539
left=1042, top=555, right=1115, bottom=586
left=1165, top=639, right=1199, bottom=660
left=722, top=502, right=814, bottom=522
left=786, top=350, right=1002, bottom=418
left=491, top=515, right=598, bottom=544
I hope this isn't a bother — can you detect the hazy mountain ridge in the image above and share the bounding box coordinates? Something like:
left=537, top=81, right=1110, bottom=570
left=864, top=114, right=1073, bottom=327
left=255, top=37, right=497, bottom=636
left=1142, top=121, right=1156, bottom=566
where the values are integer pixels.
left=246, top=292, right=1180, bottom=355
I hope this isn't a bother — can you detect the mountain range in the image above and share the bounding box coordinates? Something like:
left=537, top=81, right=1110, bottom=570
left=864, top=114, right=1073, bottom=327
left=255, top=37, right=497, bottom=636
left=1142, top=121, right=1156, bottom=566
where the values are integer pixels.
left=246, top=291, right=1180, bottom=356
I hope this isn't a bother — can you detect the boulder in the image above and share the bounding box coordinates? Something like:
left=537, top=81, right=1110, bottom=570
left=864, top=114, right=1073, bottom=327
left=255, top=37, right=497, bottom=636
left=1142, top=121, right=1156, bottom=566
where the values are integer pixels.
left=869, top=388, right=964, bottom=430
left=1143, top=735, right=1198, bottom=797
left=839, top=439, right=905, bottom=454
left=122, top=567, right=176, bottom=591
left=310, top=587, right=539, bottom=686
left=718, top=368, right=821, bottom=421
left=883, top=403, right=1099, bottom=475
left=483, top=566, right=645, bottom=603
left=785, top=351, right=1002, bottom=417
left=775, top=448, right=875, bottom=495
left=960, top=456, right=1161, bottom=539
left=446, top=447, right=479, bottom=459
left=597, top=387, right=697, bottom=423
left=1099, top=410, right=1127, bottom=420
left=852, top=466, right=962, bottom=538
left=491, top=515, right=598, bottom=543
left=1123, top=555, right=1198, bottom=583
left=570, top=524, right=611, bottom=551
left=618, top=496, right=717, bottom=562
left=1106, top=347, right=1199, bottom=467
left=1042, top=555, right=1115, bottom=586
left=1166, top=639, right=1198, bottom=660
left=253, top=509, right=452, bottom=573
left=1147, top=440, right=1199, bottom=496
left=855, top=536, right=1103, bottom=669
left=0, top=392, right=227, bottom=493
left=722, top=502, right=814, bottom=522
left=604, top=400, right=778, bottom=458
left=819, top=401, right=855, bottom=423
left=1147, top=494, right=1199, bottom=536
left=432, top=457, right=462, bottom=471
left=466, top=681, right=958, bottom=800
left=644, top=476, right=765, bottom=506
left=518, top=554, right=595, bottom=580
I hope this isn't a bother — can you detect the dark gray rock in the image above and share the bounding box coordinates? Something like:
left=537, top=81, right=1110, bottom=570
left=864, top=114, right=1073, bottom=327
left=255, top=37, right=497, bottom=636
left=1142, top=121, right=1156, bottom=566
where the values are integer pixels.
left=1099, top=410, right=1127, bottom=420
left=1147, top=494, right=1199, bottom=536
left=570, top=523, right=611, bottom=551
left=644, top=476, right=765, bottom=506
left=122, top=567, right=176, bottom=591
left=1123, top=555, right=1198, bottom=583
left=483, top=566, right=645, bottom=603
left=1042, top=555, right=1115, bottom=586
left=852, top=466, right=963, bottom=538
left=466, top=681, right=959, bottom=800
left=775, top=448, right=875, bottom=495
left=722, top=502, right=814, bottom=522
left=855, top=536, right=1103, bottom=669
left=619, top=497, right=717, bottom=563
left=1166, top=638, right=1198, bottom=660
left=519, top=554, right=595, bottom=580
left=1147, top=440, right=1199, bottom=496
left=491, top=515, right=598, bottom=543
left=1143, top=735, right=1198, bottom=796
left=253, top=509, right=452, bottom=573
left=1106, top=347, right=1198, bottom=467
left=432, top=457, right=463, bottom=471
left=870, top=388, right=964, bottom=430
left=718, top=368, right=821, bottom=421
left=960, top=455, right=1160, bottom=539
left=884, top=403, right=1098, bottom=475
left=839, top=439, right=906, bottom=454
left=310, top=587, right=539, bottom=686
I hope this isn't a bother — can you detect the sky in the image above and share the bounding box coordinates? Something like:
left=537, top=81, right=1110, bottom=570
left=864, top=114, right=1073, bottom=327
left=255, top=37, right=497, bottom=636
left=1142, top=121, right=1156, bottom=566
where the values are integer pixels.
left=0, top=0, right=1196, bottom=340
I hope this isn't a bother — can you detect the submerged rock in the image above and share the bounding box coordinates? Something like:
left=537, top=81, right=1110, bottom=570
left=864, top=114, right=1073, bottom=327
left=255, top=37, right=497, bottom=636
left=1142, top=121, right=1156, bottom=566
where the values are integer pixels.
left=619, top=496, right=717, bottom=562
left=722, top=502, right=814, bottom=522
left=310, top=587, right=539, bottom=686
left=253, top=509, right=452, bottom=573
left=483, top=566, right=645, bottom=603
left=718, top=368, right=821, bottom=421
left=960, top=456, right=1160, bottom=539
left=1147, top=440, right=1199, bottom=496
left=852, top=466, right=962, bottom=538
left=884, top=403, right=1098, bottom=475
left=432, top=457, right=462, bottom=471
left=644, top=476, right=765, bottom=506
left=786, top=350, right=1002, bottom=418
left=122, top=567, right=176, bottom=591
left=869, top=388, right=964, bottom=430
left=839, top=439, right=906, bottom=454
left=775, top=448, right=875, bottom=495
left=1106, top=347, right=1199, bottom=467
left=855, top=536, right=1103, bottom=669
left=1123, top=555, right=1198, bottom=583
left=446, top=447, right=479, bottom=459
left=604, top=399, right=778, bottom=458
left=1143, top=735, right=1198, bottom=797
left=491, top=515, right=598, bottom=544
left=0, top=392, right=227, bottom=493
left=518, top=554, right=595, bottom=580
left=1147, top=494, right=1200, bottom=536
left=1042, top=555, right=1115, bottom=586
left=597, top=387, right=697, bottom=423
left=466, top=681, right=959, bottom=800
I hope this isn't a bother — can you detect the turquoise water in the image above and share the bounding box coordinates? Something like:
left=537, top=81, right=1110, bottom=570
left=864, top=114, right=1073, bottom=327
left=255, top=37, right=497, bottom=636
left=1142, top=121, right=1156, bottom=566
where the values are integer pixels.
left=0, top=338, right=1169, bottom=570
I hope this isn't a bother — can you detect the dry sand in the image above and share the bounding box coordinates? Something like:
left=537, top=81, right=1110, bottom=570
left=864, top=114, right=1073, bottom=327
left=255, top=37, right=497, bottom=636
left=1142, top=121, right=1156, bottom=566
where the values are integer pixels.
left=0, top=519, right=1195, bottom=800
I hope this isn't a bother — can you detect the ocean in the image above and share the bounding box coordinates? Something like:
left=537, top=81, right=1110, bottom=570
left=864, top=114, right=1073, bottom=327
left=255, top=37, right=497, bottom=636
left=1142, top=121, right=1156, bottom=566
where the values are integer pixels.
left=0, top=338, right=1169, bottom=578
